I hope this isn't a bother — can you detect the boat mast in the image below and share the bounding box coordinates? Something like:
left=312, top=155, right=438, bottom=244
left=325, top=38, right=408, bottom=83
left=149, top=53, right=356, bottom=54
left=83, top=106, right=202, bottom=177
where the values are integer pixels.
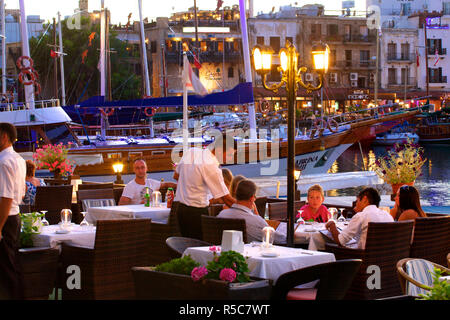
left=19, top=0, right=35, bottom=109
left=138, top=0, right=154, bottom=137
left=100, top=0, right=107, bottom=139
left=57, top=12, right=66, bottom=106
left=238, top=0, right=257, bottom=139
left=1, top=0, right=6, bottom=96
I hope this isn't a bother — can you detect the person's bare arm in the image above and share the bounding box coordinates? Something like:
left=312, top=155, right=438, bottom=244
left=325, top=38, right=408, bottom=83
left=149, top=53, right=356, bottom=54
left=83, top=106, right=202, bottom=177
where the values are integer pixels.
left=118, top=196, right=132, bottom=206
left=173, top=172, right=179, bottom=181
left=325, top=220, right=342, bottom=246
left=0, top=197, right=13, bottom=241
left=219, top=194, right=236, bottom=208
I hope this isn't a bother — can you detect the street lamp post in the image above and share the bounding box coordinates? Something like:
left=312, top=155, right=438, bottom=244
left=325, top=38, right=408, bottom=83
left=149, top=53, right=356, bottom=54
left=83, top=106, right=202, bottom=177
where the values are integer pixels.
left=252, top=41, right=329, bottom=247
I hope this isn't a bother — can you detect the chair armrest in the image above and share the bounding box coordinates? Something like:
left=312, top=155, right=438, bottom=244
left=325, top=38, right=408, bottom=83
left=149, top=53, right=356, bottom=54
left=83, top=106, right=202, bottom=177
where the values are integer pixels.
left=396, top=264, right=433, bottom=291
left=61, top=242, right=95, bottom=264
left=325, top=243, right=365, bottom=260
left=19, top=246, right=55, bottom=254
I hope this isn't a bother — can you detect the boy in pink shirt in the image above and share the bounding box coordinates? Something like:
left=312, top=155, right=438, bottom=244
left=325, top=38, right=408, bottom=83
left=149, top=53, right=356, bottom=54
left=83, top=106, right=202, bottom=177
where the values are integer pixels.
left=296, top=184, right=330, bottom=223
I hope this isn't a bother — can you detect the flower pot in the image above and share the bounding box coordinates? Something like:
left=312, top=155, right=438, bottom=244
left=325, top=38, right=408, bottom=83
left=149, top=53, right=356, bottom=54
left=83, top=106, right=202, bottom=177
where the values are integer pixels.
left=52, top=169, right=61, bottom=180
left=390, top=181, right=415, bottom=201
left=132, top=268, right=272, bottom=300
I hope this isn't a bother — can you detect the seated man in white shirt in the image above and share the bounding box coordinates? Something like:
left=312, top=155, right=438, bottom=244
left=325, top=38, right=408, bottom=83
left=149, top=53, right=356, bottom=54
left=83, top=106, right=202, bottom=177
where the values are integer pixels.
left=217, top=179, right=285, bottom=244
left=324, top=187, right=394, bottom=249
left=118, top=159, right=177, bottom=205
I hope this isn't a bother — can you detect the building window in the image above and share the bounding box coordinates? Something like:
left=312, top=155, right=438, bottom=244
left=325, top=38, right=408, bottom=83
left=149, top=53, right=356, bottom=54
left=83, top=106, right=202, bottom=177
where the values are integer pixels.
left=427, top=39, right=443, bottom=55
left=345, top=50, right=352, bottom=67
left=388, top=68, right=397, bottom=84
left=360, top=50, right=369, bottom=66
left=268, top=64, right=281, bottom=82
left=387, top=43, right=396, bottom=60
left=270, top=37, right=280, bottom=53
left=400, top=3, right=411, bottom=15
left=401, top=67, right=410, bottom=85
left=444, top=2, right=450, bottom=15
left=327, top=24, right=338, bottom=36
left=228, top=67, right=234, bottom=78
left=401, top=43, right=410, bottom=60
left=330, top=49, right=336, bottom=67
left=285, top=36, right=293, bottom=46
left=428, top=67, right=443, bottom=83
left=311, top=24, right=321, bottom=36
left=256, top=36, right=264, bottom=45
left=151, top=41, right=157, bottom=53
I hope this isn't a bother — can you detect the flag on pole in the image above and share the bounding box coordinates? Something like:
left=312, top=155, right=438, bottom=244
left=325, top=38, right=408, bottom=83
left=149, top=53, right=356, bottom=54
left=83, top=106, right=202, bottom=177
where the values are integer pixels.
left=416, top=48, right=420, bottom=67
left=192, top=51, right=202, bottom=69
left=433, top=48, right=440, bottom=66
left=183, top=54, right=207, bottom=96
left=50, top=49, right=58, bottom=59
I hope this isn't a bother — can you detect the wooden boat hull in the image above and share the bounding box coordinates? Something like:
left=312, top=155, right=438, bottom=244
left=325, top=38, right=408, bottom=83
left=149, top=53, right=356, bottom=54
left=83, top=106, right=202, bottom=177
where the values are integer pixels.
left=416, top=123, right=450, bottom=143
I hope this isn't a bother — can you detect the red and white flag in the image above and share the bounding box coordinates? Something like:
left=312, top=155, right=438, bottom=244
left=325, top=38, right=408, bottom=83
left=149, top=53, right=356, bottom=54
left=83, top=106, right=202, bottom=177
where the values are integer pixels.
left=433, top=49, right=440, bottom=66
left=415, top=48, right=420, bottom=67
left=183, top=54, right=207, bottom=96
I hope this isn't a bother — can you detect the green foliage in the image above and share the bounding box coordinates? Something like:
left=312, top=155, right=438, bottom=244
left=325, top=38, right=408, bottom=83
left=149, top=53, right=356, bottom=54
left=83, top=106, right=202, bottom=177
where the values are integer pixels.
left=19, top=212, right=44, bottom=248
left=154, top=255, right=200, bottom=276
left=418, top=268, right=450, bottom=300
left=29, top=16, right=141, bottom=104
left=206, top=250, right=250, bottom=283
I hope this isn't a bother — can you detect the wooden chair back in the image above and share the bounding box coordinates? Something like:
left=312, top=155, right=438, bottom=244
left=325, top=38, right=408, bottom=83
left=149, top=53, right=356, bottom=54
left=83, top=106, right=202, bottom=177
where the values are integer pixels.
left=267, top=201, right=305, bottom=221
left=201, top=215, right=247, bottom=244
left=165, top=236, right=212, bottom=259
left=208, top=204, right=224, bottom=216
left=77, top=182, right=114, bottom=190
left=34, top=185, right=73, bottom=225
left=255, top=196, right=267, bottom=218
left=410, top=216, right=450, bottom=266
left=44, top=175, right=72, bottom=186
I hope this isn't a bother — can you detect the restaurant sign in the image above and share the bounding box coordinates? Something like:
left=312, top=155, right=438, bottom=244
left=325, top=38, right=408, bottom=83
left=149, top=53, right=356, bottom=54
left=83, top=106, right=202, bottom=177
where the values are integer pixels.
left=348, top=89, right=369, bottom=100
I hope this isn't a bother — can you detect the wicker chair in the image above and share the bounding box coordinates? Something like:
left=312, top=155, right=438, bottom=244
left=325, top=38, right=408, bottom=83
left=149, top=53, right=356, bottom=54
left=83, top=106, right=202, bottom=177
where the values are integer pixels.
left=271, top=259, right=362, bottom=300
left=165, top=236, right=212, bottom=259
left=19, top=247, right=59, bottom=300
left=77, top=188, right=116, bottom=212
left=325, top=221, right=414, bottom=300
left=44, top=176, right=72, bottom=186
left=208, top=204, right=224, bottom=217
left=60, top=219, right=152, bottom=300
left=267, top=201, right=305, bottom=221
left=77, top=182, right=114, bottom=190
left=148, top=201, right=182, bottom=265
left=396, top=258, right=450, bottom=297
left=409, top=216, right=450, bottom=266
left=201, top=215, right=247, bottom=244
left=255, top=196, right=267, bottom=218
left=34, top=185, right=73, bottom=225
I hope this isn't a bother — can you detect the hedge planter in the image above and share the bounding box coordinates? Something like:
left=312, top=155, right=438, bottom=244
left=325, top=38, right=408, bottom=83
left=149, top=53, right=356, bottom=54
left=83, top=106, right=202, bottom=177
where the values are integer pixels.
left=132, top=267, right=272, bottom=300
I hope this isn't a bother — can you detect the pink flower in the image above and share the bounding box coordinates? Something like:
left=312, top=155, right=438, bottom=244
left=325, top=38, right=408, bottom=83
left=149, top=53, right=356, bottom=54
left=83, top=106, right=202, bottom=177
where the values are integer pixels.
left=209, top=246, right=221, bottom=253
left=219, top=268, right=236, bottom=282
left=191, top=266, right=208, bottom=282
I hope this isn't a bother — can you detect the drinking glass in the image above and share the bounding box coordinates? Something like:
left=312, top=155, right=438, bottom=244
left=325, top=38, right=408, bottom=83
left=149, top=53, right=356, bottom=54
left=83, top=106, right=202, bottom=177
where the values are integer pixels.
left=337, top=209, right=346, bottom=222
left=40, top=210, right=49, bottom=226
left=296, top=210, right=304, bottom=224
left=60, top=209, right=72, bottom=227
left=80, top=212, right=89, bottom=227
left=328, top=208, right=337, bottom=221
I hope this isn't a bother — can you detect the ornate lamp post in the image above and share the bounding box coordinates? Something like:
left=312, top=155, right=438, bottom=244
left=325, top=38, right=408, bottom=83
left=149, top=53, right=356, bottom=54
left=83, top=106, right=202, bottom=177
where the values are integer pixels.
left=252, top=41, right=329, bottom=246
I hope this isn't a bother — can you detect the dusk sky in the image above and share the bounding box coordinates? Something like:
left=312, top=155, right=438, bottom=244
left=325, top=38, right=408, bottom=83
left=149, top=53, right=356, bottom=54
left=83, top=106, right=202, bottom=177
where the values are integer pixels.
left=6, top=0, right=367, bottom=24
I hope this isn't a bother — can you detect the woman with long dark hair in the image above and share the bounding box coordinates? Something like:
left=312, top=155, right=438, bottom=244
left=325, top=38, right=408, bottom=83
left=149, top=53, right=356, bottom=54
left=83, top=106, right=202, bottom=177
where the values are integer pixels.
left=390, top=185, right=427, bottom=221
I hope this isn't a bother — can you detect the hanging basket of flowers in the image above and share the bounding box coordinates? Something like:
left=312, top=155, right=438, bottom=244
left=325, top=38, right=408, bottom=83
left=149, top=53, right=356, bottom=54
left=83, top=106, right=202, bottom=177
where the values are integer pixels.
left=32, top=143, right=74, bottom=178
left=372, top=138, right=427, bottom=191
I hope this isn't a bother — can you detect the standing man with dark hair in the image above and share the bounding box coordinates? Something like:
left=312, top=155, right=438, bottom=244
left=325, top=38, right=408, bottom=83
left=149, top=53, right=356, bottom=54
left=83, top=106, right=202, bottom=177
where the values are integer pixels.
left=324, top=187, right=393, bottom=249
left=0, top=123, right=26, bottom=299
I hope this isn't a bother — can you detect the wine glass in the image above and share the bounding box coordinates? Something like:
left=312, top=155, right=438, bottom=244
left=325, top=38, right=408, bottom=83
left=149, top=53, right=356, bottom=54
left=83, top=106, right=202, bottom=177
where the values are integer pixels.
left=337, top=209, right=346, bottom=222
left=40, top=210, right=49, bottom=226
left=80, top=211, right=89, bottom=227
left=296, top=210, right=304, bottom=224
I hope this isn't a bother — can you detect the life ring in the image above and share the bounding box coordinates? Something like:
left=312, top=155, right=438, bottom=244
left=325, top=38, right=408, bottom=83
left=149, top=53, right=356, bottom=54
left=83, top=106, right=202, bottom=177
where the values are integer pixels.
left=18, top=69, right=36, bottom=85
left=34, top=82, right=42, bottom=95
left=16, top=56, right=34, bottom=70
left=259, top=99, right=270, bottom=114
left=327, top=119, right=339, bottom=133
left=144, top=107, right=155, bottom=117
left=100, top=108, right=114, bottom=116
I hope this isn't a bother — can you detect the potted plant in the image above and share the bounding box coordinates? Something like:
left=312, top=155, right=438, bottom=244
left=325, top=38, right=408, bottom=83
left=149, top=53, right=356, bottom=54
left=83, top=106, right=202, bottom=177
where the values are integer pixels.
left=418, top=268, right=450, bottom=300
left=132, top=248, right=272, bottom=300
left=371, top=138, right=426, bottom=195
left=33, top=143, right=74, bottom=179
left=19, top=212, right=44, bottom=248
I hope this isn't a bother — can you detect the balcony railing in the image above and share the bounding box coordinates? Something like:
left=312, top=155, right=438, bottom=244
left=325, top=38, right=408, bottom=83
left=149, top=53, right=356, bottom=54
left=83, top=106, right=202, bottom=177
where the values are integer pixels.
left=343, top=34, right=376, bottom=43
left=387, top=52, right=416, bottom=63
left=387, top=77, right=417, bottom=86
left=331, top=60, right=376, bottom=69
left=165, top=50, right=241, bottom=63
left=427, top=48, right=447, bottom=55
left=429, top=76, right=447, bottom=84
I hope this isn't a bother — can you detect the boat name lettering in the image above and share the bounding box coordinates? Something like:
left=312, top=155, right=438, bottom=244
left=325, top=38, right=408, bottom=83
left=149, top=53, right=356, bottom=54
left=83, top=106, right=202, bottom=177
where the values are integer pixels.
left=295, top=156, right=318, bottom=170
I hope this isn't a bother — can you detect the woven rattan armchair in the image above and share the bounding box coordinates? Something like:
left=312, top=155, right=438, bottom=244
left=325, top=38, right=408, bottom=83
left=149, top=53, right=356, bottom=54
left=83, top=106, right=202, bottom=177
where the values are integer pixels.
left=255, top=197, right=267, bottom=219
left=34, top=185, right=73, bottom=225
left=396, top=258, right=450, bottom=297
left=410, top=216, right=450, bottom=266
left=148, top=201, right=182, bottom=265
left=325, top=221, right=414, bottom=300
left=267, top=201, right=305, bottom=221
left=165, top=236, right=212, bottom=259
left=201, top=215, right=247, bottom=244
left=77, top=182, right=114, bottom=190
left=61, top=219, right=152, bottom=300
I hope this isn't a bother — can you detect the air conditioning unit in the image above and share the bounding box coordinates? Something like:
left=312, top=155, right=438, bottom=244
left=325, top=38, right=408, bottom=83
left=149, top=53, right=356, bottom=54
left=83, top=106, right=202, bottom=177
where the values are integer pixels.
left=350, top=73, right=358, bottom=81
left=329, top=73, right=338, bottom=83
left=369, top=73, right=375, bottom=83
left=305, top=73, right=313, bottom=81
left=351, top=80, right=358, bottom=87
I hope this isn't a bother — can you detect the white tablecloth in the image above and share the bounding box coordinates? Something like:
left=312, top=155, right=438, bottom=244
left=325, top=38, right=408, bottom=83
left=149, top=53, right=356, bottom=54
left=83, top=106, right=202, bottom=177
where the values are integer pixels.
left=32, top=224, right=96, bottom=250
left=86, top=203, right=170, bottom=225
left=183, top=244, right=335, bottom=284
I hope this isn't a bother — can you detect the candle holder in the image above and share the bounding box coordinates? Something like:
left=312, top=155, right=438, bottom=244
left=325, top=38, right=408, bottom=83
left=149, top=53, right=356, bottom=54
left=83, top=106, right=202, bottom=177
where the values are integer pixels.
left=261, top=226, right=275, bottom=251
left=151, top=190, right=162, bottom=207
left=60, top=208, right=72, bottom=230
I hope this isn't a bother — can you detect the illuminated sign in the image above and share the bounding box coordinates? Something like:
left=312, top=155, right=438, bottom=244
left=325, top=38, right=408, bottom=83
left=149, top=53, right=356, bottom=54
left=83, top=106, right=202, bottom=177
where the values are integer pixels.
left=426, top=17, right=449, bottom=29
left=183, top=27, right=230, bottom=33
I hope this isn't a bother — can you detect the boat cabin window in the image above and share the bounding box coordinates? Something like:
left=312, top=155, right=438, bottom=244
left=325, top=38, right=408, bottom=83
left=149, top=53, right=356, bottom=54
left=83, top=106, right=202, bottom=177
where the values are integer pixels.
left=107, top=153, right=122, bottom=159
left=128, top=152, right=143, bottom=161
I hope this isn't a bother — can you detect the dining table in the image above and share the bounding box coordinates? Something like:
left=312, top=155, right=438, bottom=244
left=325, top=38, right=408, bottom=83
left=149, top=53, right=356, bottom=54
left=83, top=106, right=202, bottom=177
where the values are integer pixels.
left=183, top=244, right=335, bottom=285
left=32, top=224, right=96, bottom=251
left=86, top=203, right=171, bottom=225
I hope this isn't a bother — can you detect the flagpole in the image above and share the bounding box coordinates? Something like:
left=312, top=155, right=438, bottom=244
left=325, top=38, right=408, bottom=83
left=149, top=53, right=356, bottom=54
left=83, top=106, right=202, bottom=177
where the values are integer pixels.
left=19, top=0, right=35, bottom=110
left=238, top=0, right=257, bottom=139
left=57, top=12, right=66, bottom=106
left=1, top=0, right=6, bottom=96
left=423, top=22, right=429, bottom=98
left=183, top=53, right=188, bottom=154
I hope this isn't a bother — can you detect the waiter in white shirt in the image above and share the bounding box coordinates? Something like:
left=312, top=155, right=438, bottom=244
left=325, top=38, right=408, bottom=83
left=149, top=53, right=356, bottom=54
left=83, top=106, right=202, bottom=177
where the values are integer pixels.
left=119, top=159, right=177, bottom=205
left=173, top=144, right=236, bottom=240
left=0, top=123, right=26, bottom=299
